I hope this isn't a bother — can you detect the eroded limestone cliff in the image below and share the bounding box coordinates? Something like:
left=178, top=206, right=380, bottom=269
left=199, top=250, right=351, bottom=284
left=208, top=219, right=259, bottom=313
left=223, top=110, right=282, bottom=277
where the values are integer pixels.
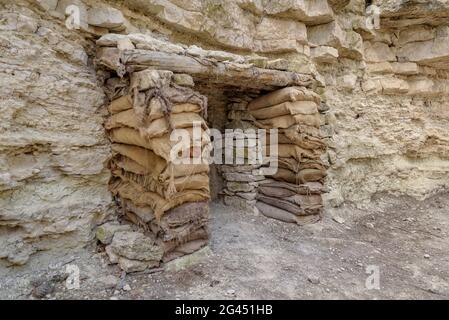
left=1, top=0, right=448, bottom=268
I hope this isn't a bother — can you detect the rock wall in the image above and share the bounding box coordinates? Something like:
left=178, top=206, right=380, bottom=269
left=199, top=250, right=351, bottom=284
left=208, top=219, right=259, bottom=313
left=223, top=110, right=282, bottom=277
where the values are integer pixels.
left=0, top=0, right=112, bottom=267
left=1, top=0, right=449, bottom=267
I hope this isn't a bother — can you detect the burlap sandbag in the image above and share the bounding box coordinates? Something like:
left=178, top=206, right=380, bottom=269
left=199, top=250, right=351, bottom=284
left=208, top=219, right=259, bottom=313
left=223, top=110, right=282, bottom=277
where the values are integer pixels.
left=111, top=153, right=209, bottom=181
left=272, top=158, right=327, bottom=173
left=257, top=194, right=304, bottom=215
left=111, top=144, right=167, bottom=179
left=283, top=124, right=322, bottom=139
left=140, top=113, right=207, bottom=139
left=106, top=109, right=207, bottom=138
left=285, top=194, right=323, bottom=208
left=271, top=168, right=326, bottom=184
left=112, top=168, right=210, bottom=198
left=250, top=101, right=318, bottom=120
left=264, top=144, right=321, bottom=162
left=248, top=87, right=321, bottom=111
left=256, top=201, right=321, bottom=225
left=256, top=114, right=322, bottom=129
left=158, top=202, right=209, bottom=242
left=259, top=180, right=326, bottom=195
left=113, top=179, right=210, bottom=220
left=108, top=95, right=133, bottom=114
left=145, top=99, right=201, bottom=122
left=266, top=131, right=326, bottom=152
left=110, top=127, right=209, bottom=162
left=123, top=199, right=155, bottom=223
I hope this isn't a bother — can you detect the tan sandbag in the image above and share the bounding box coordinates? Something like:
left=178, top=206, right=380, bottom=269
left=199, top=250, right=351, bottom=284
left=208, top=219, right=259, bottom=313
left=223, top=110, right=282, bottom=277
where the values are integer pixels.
left=111, top=144, right=167, bottom=178
left=140, top=112, right=208, bottom=139
left=257, top=114, right=322, bottom=129
left=106, top=109, right=206, bottom=137
left=123, top=200, right=155, bottom=223
left=108, top=95, right=133, bottom=114
left=145, top=99, right=201, bottom=122
left=285, top=194, right=323, bottom=208
left=156, top=203, right=209, bottom=242
left=113, top=168, right=210, bottom=198
left=248, top=87, right=321, bottom=111
left=266, top=131, right=326, bottom=152
left=275, top=144, right=321, bottom=162
left=256, top=202, right=321, bottom=225
left=283, top=124, right=322, bottom=139
left=105, top=109, right=140, bottom=130
left=110, top=127, right=209, bottom=162
left=250, top=101, right=319, bottom=120
left=111, top=155, right=148, bottom=175
left=272, top=158, right=327, bottom=173
left=257, top=194, right=304, bottom=215
left=271, top=168, right=326, bottom=184
left=259, top=181, right=326, bottom=195
left=115, top=180, right=210, bottom=220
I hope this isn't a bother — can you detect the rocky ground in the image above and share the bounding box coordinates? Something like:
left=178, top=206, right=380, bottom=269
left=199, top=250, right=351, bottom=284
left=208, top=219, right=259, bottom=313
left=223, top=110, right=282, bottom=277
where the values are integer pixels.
left=1, top=193, right=448, bottom=300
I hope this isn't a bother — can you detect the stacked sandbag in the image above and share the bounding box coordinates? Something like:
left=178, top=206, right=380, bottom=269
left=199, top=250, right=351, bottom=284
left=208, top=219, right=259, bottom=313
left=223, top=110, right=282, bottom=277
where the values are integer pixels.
left=247, top=86, right=328, bottom=225
left=105, top=69, right=211, bottom=265
left=221, top=100, right=264, bottom=213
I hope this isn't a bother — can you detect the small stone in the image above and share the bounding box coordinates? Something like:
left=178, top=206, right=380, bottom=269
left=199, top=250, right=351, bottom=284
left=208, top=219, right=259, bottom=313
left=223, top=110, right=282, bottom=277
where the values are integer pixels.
left=110, top=296, right=119, bottom=300
left=366, top=223, right=375, bottom=229
left=98, top=275, right=119, bottom=289
left=87, top=7, right=125, bottom=29
left=123, top=284, right=131, bottom=291
left=424, top=254, right=430, bottom=259
left=307, top=275, right=320, bottom=285
left=332, top=216, right=345, bottom=224
left=226, top=289, right=236, bottom=295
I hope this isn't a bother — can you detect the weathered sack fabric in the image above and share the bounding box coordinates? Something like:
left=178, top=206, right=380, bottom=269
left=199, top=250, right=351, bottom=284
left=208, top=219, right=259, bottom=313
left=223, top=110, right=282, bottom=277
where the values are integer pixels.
left=248, top=87, right=321, bottom=111
left=103, top=68, right=211, bottom=267
left=250, top=100, right=319, bottom=120
left=242, top=86, right=328, bottom=225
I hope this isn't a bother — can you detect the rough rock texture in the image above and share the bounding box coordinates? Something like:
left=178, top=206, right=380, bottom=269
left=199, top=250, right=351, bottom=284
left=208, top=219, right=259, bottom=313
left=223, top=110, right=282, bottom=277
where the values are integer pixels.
left=0, top=1, right=112, bottom=268
left=1, top=0, right=449, bottom=269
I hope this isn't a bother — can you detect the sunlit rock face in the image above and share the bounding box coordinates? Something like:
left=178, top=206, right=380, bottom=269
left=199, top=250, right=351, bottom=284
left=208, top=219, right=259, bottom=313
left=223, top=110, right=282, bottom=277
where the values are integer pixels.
left=1, top=0, right=449, bottom=267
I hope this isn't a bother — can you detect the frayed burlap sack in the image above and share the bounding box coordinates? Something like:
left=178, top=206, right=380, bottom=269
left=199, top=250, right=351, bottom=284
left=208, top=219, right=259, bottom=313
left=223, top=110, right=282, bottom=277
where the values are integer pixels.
left=111, top=144, right=167, bottom=178
left=114, top=179, right=210, bottom=220
left=130, top=69, right=173, bottom=91
left=284, top=124, right=322, bottom=139
left=256, top=202, right=321, bottom=225
left=248, top=87, right=321, bottom=111
left=123, top=200, right=155, bottom=223
left=271, top=168, right=326, bottom=184
left=257, top=194, right=303, bottom=215
left=158, top=202, right=209, bottom=242
left=269, top=144, right=321, bottom=162
left=111, top=155, right=147, bottom=175
left=145, top=99, right=201, bottom=123
left=111, top=153, right=209, bottom=181
left=110, top=127, right=209, bottom=162
left=264, top=132, right=326, bottom=152
left=161, top=227, right=209, bottom=253
left=273, top=158, right=327, bottom=173
left=140, top=113, right=207, bottom=139
left=108, top=95, right=133, bottom=114
left=106, top=109, right=206, bottom=138
left=105, top=109, right=140, bottom=130
left=256, top=114, right=322, bottom=129
left=250, top=101, right=319, bottom=120
left=104, top=77, right=129, bottom=100
left=259, top=180, right=326, bottom=195
left=285, top=194, right=323, bottom=208
left=113, top=168, right=210, bottom=198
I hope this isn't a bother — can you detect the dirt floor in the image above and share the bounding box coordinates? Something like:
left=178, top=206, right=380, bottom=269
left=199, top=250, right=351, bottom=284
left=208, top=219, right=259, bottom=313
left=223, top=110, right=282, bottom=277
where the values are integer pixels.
left=2, top=193, right=449, bottom=300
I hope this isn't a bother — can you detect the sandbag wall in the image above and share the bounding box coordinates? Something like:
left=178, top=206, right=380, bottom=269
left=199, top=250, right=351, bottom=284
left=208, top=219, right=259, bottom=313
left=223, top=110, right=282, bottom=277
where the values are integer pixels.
left=221, top=97, right=264, bottom=213
left=220, top=87, right=329, bottom=225
left=104, top=69, right=211, bottom=267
